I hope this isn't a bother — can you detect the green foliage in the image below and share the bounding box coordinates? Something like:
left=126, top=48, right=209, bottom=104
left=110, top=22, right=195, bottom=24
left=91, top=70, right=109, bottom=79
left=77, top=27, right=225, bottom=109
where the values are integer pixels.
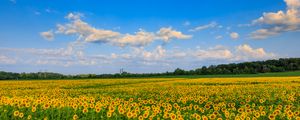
left=0, top=58, right=300, bottom=80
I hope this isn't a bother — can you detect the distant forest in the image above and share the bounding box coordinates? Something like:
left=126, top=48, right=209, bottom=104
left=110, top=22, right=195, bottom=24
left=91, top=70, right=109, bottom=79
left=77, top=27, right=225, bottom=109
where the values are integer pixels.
left=0, top=58, right=300, bottom=80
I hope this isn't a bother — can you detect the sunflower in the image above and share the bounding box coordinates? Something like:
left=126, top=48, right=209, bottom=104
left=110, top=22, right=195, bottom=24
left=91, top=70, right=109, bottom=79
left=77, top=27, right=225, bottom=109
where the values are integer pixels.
left=202, top=115, right=208, bottom=120
left=143, top=111, right=149, bottom=118
left=19, top=112, right=24, bottom=118
left=95, top=108, right=101, bottom=113
left=138, top=115, right=144, bottom=120
left=209, top=114, right=216, bottom=119
left=27, top=115, right=32, bottom=120
left=195, top=114, right=201, bottom=120
left=294, top=111, right=299, bottom=116
left=260, top=111, right=266, bottom=116
left=72, top=104, right=78, bottom=110
left=268, top=114, right=275, bottom=120
left=107, top=112, right=112, bottom=118
left=73, top=114, right=78, bottom=120
left=43, top=103, right=50, bottom=109
left=25, top=103, right=30, bottom=108
left=127, top=111, right=133, bottom=118
left=119, top=108, right=125, bottom=114
left=82, top=108, right=88, bottom=113
left=254, top=112, right=260, bottom=118
left=259, top=99, right=264, bottom=104
left=31, top=107, right=36, bottom=112
left=170, top=113, right=176, bottom=120
left=13, top=110, right=19, bottom=117
left=238, top=108, right=244, bottom=113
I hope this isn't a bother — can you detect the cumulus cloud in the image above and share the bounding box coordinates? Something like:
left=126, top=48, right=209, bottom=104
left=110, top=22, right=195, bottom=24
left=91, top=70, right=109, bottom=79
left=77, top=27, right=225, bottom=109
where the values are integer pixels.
left=189, top=21, right=218, bottom=32
left=0, top=43, right=276, bottom=68
left=234, top=44, right=275, bottom=61
left=156, top=27, right=192, bottom=42
left=135, top=45, right=166, bottom=61
left=137, top=44, right=275, bottom=62
left=44, top=12, right=191, bottom=47
left=195, top=46, right=233, bottom=60
left=250, top=27, right=281, bottom=39
left=55, top=18, right=120, bottom=43
left=110, top=27, right=191, bottom=47
left=29, top=12, right=277, bottom=69
left=285, top=0, right=300, bottom=9
left=230, top=32, right=239, bottom=39
left=40, top=30, right=54, bottom=41
left=250, top=0, right=300, bottom=39
left=35, top=13, right=186, bottom=66
left=196, top=44, right=275, bottom=61
left=114, top=30, right=155, bottom=47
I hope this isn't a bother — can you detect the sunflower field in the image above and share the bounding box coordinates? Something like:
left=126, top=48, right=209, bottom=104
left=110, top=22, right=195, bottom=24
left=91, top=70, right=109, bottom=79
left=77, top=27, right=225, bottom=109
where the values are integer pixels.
left=0, top=77, right=299, bottom=120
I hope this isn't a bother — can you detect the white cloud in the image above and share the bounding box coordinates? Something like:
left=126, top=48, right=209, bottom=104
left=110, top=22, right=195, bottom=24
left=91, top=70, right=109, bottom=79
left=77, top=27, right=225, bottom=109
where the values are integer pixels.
left=234, top=44, right=275, bottom=61
left=230, top=32, right=239, bottom=39
left=285, top=0, right=300, bottom=9
left=65, top=12, right=83, bottom=20
left=40, top=30, right=54, bottom=41
left=15, top=12, right=276, bottom=68
left=250, top=0, right=300, bottom=39
left=0, top=40, right=91, bottom=66
left=156, top=27, right=192, bottom=42
left=109, top=45, right=167, bottom=62
left=0, top=43, right=276, bottom=68
left=0, top=55, right=16, bottom=64
left=215, top=35, right=223, bottom=40
left=2, top=47, right=73, bottom=58
left=189, top=21, right=218, bottom=32
left=252, top=9, right=300, bottom=26
left=195, top=46, right=233, bottom=60
left=134, top=44, right=275, bottom=63
left=196, top=44, right=275, bottom=61
left=114, top=29, right=155, bottom=47
left=46, top=13, right=192, bottom=47
left=166, top=44, right=274, bottom=62
left=250, top=27, right=281, bottom=39
left=56, top=18, right=120, bottom=43
left=140, top=45, right=166, bottom=61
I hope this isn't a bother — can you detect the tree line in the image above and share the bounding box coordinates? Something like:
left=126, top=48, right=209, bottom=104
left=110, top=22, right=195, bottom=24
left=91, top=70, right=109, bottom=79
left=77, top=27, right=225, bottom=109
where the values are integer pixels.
left=0, top=58, right=299, bottom=80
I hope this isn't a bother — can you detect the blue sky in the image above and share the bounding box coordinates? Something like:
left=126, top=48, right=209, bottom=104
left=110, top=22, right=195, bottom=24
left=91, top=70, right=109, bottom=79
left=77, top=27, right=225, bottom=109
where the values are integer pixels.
left=0, top=0, right=300, bottom=74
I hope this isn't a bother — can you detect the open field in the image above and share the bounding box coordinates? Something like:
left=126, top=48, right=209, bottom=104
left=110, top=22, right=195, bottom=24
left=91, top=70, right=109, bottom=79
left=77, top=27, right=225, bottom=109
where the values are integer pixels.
left=0, top=77, right=300, bottom=120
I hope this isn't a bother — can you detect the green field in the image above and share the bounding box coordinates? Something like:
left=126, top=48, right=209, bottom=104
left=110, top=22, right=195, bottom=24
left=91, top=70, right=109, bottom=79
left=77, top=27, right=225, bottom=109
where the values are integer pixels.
left=152, top=71, right=300, bottom=79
